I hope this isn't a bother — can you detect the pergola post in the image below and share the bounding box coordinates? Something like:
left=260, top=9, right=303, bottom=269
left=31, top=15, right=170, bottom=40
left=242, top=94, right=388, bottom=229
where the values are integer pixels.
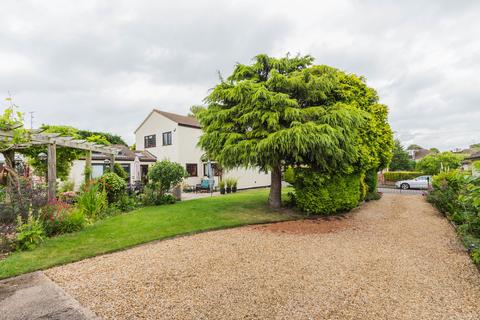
left=85, top=150, right=92, bottom=182
left=47, top=142, right=57, bottom=201
left=110, top=154, right=115, bottom=171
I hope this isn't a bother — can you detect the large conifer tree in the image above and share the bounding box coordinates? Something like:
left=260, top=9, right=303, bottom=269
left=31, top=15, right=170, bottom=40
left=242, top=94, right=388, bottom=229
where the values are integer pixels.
left=198, top=54, right=384, bottom=207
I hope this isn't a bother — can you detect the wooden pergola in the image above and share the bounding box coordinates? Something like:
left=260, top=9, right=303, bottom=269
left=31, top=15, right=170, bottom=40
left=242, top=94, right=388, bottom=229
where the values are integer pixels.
left=0, top=129, right=120, bottom=200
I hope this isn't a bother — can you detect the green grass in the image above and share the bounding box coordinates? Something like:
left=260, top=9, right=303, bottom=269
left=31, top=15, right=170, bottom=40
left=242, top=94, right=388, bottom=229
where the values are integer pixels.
left=0, top=189, right=295, bottom=279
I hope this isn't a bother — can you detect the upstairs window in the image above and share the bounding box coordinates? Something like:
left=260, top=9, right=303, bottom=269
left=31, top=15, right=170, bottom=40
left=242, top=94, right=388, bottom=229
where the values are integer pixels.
left=162, top=131, right=172, bottom=145
left=144, top=134, right=156, bottom=148
left=186, top=163, right=198, bottom=177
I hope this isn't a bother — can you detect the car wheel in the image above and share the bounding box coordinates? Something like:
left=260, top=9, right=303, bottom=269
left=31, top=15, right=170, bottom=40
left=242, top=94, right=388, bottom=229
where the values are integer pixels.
left=400, top=183, right=410, bottom=190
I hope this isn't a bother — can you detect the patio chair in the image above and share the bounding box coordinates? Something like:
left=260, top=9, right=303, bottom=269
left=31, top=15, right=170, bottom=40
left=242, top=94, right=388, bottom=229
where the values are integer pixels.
left=196, top=179, right=211, bottom=193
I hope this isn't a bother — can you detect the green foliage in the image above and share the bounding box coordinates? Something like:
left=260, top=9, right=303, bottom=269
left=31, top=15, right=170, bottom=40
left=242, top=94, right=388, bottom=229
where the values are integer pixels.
left=113, top=163, right=129, bottom=179
left=20, top=125, right=126, bottom=180
left=198, top=54, right=393, bottom=206
left=364, top=169, right=378, bottom=193
left=416, top=152, right=463, bottom=175
left=20, top=125, right=82, bottom=180
left=428, top=170, right=480, bottom=264
left=15, top=215, right=45, bottom=251
left=115, top=194, right=138, bottom=212
left=389, top=139, right=415, bottom=171
left=473, top=161, right=480, bottom=171
left=225, top=178, right=237, bottom=189
left=188, top=105, right=206, bottom=118
left=407, top=144, right=422, bottom=150
left=365, top=191, right=382, bottom=201
left=58, top=180, right=75, bottom=193
left=98, top=172, right=127, bottom=203
left=284, top=167, right=295, bottom=184
left=219, top=180, right=225, bottom=190
left=383, top=171, right=423, bottom=182
left=148, top=160, right=186, bottom=196
left=42, top=204, right=86, bottom=237
left=141, top=185, right=176, bottom=206
left=293, top=169, right=361, bottom=215
left=0, top=97, right=28, bottom=150
left=77, top=129, right=127, bottom=145
left=76, top=184, right=108, bottom=219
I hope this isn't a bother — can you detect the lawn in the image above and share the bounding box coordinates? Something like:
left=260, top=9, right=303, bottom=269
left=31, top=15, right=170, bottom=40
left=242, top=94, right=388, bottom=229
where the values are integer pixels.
left=0, top=188, right=295, bottom=279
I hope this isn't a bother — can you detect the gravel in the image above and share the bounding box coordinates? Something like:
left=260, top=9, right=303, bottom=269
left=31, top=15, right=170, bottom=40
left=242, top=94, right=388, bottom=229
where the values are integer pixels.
left=46, top=194, right=480, bottom=319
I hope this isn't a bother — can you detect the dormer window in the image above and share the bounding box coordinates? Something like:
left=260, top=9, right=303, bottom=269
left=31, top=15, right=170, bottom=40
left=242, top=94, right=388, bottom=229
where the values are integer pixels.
left=162, top=131, right=172, bottom=146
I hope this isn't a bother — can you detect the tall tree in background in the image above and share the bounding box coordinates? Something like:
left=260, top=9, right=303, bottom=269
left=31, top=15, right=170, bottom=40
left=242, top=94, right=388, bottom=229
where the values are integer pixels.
left=389, top=139, right=415, bottom=171
left=198, top=54, right=392, bottom=207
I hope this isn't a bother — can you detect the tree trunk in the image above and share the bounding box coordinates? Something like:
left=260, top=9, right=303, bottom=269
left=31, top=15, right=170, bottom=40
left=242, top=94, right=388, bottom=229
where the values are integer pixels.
left=268, top=165, right=282, bottom=208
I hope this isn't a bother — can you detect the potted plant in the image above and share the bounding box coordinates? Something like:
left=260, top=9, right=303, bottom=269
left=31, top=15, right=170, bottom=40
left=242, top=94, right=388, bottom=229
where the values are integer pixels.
left=219, top=180, right=226, bottom=195
left=232, top=179, right=238, bottom=193
left=226, top=178, right=232, bottom=193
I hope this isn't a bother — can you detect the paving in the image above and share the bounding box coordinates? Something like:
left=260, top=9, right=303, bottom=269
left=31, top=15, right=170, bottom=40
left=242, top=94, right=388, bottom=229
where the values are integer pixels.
left=45, top=194, right=480, bottom=319
left=0, top=271, right=97, bottom=320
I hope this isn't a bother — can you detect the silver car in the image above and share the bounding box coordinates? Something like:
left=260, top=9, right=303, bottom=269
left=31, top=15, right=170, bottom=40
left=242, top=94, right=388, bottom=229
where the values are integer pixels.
left=395, top=175, right=432, bottom=190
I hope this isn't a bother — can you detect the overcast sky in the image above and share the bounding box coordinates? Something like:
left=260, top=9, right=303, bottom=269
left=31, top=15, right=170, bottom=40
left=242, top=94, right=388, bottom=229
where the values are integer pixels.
left=1, top=0, right=478, bottom=150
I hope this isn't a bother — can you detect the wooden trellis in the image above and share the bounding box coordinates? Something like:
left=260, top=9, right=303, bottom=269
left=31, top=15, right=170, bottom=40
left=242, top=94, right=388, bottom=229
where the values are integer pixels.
left=0, top=129, right=120, bottom=200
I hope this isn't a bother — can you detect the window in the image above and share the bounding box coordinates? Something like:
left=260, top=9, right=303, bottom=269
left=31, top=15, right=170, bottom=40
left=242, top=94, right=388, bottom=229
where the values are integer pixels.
left=144, top=134, right=156, bottom=148
left=92, top=164, right=104, bottom=179
left=186, top=163, right=198, bottom=177
left=203, top=163, right=220, bottom=176
left=162, top=131, right=172, bottom=145
left=120, top=164, right=131, bottom=182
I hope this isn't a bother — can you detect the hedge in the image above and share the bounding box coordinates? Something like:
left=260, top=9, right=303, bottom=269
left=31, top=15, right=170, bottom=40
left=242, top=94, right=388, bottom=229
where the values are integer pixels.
left=383, top=171, right=423, bottom=182
left=293, top=169, right=361, bottom=215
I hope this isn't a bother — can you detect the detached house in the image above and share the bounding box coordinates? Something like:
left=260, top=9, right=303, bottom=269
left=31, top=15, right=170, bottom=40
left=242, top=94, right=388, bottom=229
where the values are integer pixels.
left=134, top=109, right=271, bottom=189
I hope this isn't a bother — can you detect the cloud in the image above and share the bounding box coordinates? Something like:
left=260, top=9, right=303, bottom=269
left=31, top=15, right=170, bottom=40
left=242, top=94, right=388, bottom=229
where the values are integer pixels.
left=0, top=0, right=478, bottom=149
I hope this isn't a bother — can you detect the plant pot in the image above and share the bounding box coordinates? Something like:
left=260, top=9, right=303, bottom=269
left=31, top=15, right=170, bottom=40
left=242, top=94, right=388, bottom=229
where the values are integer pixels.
left=220, top=188, right=225, bottom=195
left=226, top=187, right=231, bottom=193
left=232, top=186, right=237, bottom=193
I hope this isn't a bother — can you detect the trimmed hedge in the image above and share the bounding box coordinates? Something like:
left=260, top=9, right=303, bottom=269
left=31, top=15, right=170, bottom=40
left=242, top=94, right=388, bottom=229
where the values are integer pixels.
left=293, top=169, right=361, bottom=215
left=383, top=171, right=423, bottom=182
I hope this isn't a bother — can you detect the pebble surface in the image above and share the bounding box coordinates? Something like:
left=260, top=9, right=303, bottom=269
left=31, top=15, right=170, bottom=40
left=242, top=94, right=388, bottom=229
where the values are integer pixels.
left=46, top=194, right=480, bottom=319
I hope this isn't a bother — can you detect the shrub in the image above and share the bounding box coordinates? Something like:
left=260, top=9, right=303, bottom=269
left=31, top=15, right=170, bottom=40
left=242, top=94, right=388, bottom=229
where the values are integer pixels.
left=115, top=194, right=138, bottom=212
left=428, top=171, right=480, bottom=265
left=15, top=214, right=45, bottom=251
left=40, top=201, right=86, bottom=236
left=148, top=160, right=186, bottom=196
left=141, top=185, right=177, bottom=206
left=76, top=183, right=108, bottom=219
left=58, top=180, right=75, bottom=193
left=1, top=176, right=47, bottom=223
left=383, top=171, right=423, bottom=182
left=98, top=172, right=127, bottom=203
left=293, top=169, right=361, bottom=215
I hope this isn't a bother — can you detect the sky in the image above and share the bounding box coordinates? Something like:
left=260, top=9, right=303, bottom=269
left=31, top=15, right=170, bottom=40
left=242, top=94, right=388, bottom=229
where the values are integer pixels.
left=1, top=0, right=479, bottom=150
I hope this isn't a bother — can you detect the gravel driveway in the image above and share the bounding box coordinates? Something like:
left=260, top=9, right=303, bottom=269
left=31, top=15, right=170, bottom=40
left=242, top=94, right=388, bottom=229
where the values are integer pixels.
left=46, top=194, right=480, bottom=320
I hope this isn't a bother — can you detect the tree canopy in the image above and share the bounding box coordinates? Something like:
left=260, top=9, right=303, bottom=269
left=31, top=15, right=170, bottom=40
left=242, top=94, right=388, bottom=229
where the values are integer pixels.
left=389, top=139, right=415, bottom=171
left=197, top=54, right=393, bottom=207
left=416, top=152, right=464, bottom=175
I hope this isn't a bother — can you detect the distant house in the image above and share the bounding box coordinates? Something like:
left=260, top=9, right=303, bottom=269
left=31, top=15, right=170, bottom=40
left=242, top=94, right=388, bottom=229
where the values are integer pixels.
left=407, top=148, right=432, bottom=161
left=69, top=144, right=156, bottom=189
left=463, top=151, right=480, bottom=176
left=134, top=109, right=270, bottom=189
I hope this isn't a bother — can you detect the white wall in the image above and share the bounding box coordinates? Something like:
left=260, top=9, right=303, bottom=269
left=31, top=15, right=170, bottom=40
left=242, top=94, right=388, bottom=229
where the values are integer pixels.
left=135, top=111, right=179, bottom=162
left=223, top=167, right=271, bottom=190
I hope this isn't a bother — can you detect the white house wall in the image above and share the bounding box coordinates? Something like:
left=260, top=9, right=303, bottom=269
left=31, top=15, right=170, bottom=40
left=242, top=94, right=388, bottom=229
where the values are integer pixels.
left=134, top=110, right=271, bottom=190
left=135, top=112, right=179, bottom=162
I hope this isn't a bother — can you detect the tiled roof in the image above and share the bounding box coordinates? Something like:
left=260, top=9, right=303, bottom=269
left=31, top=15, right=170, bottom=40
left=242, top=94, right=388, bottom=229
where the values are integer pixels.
left=154, top=109, right=201, bottom=128
left=466, top=151, right=480, bottom=160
